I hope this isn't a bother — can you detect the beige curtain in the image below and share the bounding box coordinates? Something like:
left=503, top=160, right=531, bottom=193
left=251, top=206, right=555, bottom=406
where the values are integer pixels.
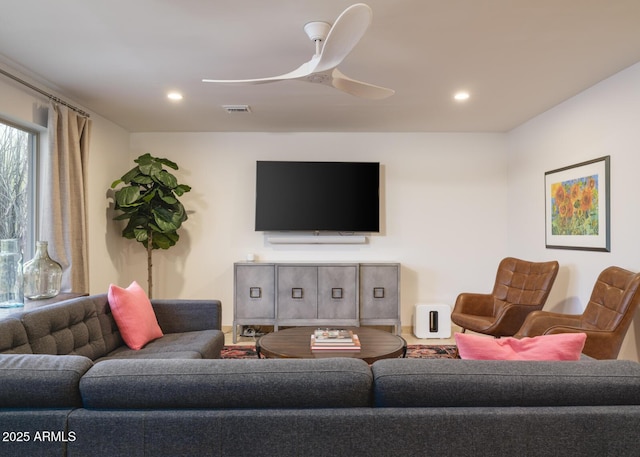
left=41, top=101, right=92, bottom=293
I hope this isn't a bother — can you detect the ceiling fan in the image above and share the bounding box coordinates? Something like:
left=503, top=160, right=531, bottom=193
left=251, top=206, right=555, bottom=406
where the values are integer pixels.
left=202, top=3, right=394, bottom=100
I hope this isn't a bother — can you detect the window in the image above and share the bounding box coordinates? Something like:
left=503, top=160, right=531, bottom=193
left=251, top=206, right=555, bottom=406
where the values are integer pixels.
left=0, top=119, right=36, bottom=258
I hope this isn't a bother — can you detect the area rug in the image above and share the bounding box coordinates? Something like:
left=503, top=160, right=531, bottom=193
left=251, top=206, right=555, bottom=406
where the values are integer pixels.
left=406, top=345, right=458, bottom=359
left=221, top=345, right=457, bottom=359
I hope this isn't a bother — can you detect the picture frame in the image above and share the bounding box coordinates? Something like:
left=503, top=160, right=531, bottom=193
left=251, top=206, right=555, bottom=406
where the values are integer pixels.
left=545, top=156, right=610, bottom=251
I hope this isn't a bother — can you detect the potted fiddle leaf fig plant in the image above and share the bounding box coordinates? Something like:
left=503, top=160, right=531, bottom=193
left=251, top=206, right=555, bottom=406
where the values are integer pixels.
left=110, top=153, right=191, bottom=298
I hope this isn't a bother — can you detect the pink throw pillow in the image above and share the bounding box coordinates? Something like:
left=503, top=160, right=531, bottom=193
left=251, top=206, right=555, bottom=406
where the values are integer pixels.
left=455, top=332, right=587, bottom=361
left=107, top=281, right=163, bottom=350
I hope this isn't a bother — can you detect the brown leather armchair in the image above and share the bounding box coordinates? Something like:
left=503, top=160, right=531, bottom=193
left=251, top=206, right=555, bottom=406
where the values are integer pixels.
left=451, top=257, right=559, bottom=337
left=515, top=266, right=640, bottom=359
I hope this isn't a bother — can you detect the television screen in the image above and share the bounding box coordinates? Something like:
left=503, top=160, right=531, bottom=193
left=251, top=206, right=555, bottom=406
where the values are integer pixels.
left=255, top=161, right=380, bottom=232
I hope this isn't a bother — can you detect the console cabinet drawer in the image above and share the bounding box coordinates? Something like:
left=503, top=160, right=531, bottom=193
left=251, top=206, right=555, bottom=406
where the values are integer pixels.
left=235, top=264, right=275, bottom=319
left=317, top=265, right=357, bottom=319
left=277, top=266, right=318, bottom=319
left=360, top=264, right=400, bottom=320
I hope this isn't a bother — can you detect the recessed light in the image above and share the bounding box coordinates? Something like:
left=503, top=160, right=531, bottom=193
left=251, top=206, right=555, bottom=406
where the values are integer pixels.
left=167, top=92, right=183, bottom=101
left=454, top=91, right=470, bottom=101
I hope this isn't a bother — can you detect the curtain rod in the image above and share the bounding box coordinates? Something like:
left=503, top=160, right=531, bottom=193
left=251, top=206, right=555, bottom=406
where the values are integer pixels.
left=0, top=67, right=90, bottom=118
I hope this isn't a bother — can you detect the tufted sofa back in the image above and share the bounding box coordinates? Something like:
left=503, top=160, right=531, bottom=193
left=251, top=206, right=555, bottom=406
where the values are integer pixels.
left=7, top=295, right=123, bottom=359
left=89, top=294, right=124, bottom=354
left=0, top=317, right=33, bottom=354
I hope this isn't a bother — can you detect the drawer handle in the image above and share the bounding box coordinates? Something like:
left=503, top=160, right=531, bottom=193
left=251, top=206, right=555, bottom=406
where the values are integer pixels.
left=249, top=287, right=262, bottom=299
left=373, top=287, right=385, bottom=299
left=331, top=288, right=343, bottom=299
left=292, top=288, right=304, bottom=299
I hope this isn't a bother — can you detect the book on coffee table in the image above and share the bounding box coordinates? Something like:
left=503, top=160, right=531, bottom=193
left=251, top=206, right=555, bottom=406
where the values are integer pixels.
left=311, top=333, right=361, bottom=351
left=313, top=328, right=354, bottom=342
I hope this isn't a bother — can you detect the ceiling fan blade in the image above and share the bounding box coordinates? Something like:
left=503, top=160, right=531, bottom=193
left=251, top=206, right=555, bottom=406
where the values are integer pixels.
left=202, top=3, right=394, bottom=99
left=202, top=60, right=315, bottom=84
left=330, top=68, right=395, bottom=99
left=314, top=3, right=373, bottom=73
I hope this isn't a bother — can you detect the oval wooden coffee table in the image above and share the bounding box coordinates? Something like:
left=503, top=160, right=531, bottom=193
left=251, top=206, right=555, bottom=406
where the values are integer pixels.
left=256, top=326, right=407, bottom=364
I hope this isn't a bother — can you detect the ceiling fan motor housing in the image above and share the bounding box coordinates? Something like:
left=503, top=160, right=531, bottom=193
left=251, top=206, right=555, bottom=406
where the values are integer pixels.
left=304, top=21, right=331, bottom=42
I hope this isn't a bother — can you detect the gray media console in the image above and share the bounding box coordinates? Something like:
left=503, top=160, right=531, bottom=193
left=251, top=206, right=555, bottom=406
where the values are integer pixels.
left=233, top=262, right=401, bottom=343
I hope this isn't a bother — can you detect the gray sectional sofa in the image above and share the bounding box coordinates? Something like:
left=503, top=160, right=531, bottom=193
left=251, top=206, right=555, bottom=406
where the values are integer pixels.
left=0, top=294, right=224, bottom=360
left=1, top=295, right=640, bottom=456
left=1, top=356, right=640, bottom=457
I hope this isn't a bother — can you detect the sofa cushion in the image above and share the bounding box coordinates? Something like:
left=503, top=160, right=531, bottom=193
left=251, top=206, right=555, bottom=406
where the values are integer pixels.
left=108, top=281, right=163, bottom=350
left=96, top=330, right=224, bottom=361
left=20, top=299, right=108, bottom=359
left=0, top=317, right=32, bottom=354
left=371, top=359, right=640, bottom=407
left=455, top=332, right=587, bottom=360
left=0, top=354, right=93, bottom=407
left=80, top=358, right=373, bottom=409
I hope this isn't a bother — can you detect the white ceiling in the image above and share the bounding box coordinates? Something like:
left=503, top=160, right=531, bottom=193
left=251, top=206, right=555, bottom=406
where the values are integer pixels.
left=1, top=0, right=640, bottom=133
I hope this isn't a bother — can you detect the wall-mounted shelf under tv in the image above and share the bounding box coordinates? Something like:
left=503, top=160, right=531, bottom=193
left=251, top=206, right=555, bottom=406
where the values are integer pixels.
left=266, top=234, right=367, bottom=244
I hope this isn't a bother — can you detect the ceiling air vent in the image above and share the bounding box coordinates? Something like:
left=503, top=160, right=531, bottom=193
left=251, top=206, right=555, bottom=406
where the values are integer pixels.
left=222, top=105, right=251, bottom=113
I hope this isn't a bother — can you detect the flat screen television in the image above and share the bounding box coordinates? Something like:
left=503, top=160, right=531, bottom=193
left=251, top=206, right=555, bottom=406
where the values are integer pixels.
left=255, top=161, right=380, bottom=232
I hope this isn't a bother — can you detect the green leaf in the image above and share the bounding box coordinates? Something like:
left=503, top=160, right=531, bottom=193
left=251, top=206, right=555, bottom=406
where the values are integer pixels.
left=152, top=232, right=177, bottom=249
left=132, top=174, right=153, bottom=185
left=134, top=153, right=153, bottom=165
left=139, top=160, right=162, bottom=176
left=153, top=207, right=179, bottom=232
left=134, top=153, right=162, bottom=176
left=115, top=186, right=141, bottom=207
left=120, top=167, right=141, bottom=184
left=155, top=170, right=178, bottom=188
left=173, top=184, right=191, bottom=196
left=134, top=228, right=149, bottom=242
left=110, top=179, right=123, bottom=188
left=157, top=157, right=178, bottom=170
left=142, top=188, right=157, bottom=203
left=161, top=195, right=177, bottom=204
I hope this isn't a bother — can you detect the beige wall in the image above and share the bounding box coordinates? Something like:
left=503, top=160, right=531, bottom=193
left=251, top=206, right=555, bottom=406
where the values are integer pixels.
left=86, top=112, right=132, bottom=293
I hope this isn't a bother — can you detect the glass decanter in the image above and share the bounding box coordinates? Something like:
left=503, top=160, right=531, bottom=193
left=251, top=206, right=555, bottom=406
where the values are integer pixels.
left=23, top=241, right=62, bottom=300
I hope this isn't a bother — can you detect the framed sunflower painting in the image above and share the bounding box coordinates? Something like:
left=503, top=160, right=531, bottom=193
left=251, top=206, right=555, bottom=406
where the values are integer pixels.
left=545, top=156, right=610, bottom=251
